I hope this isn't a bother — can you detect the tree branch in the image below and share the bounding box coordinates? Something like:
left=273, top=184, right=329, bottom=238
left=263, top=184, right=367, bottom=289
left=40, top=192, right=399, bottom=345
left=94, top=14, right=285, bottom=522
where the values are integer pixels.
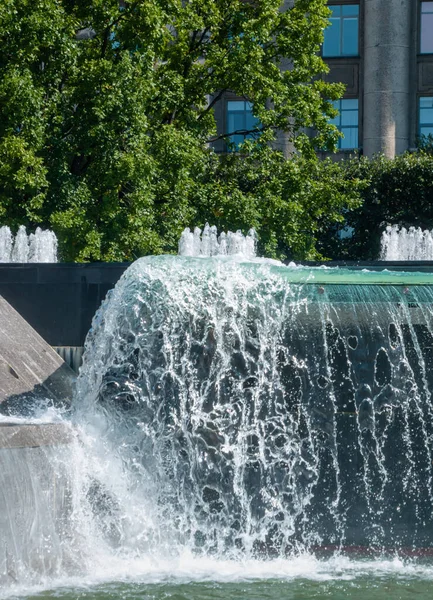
left=100, top=26, right=111, bottom=57
left=197, top=88, right=228, bottom=121
left=207, top=124, right=272, bottom=144
left=193, top=27, right=211, bottom=53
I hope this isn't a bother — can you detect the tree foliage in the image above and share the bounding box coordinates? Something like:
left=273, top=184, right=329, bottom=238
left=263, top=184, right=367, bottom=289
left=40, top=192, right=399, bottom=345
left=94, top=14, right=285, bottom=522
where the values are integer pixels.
left=0, top=0, right=358, bottom=261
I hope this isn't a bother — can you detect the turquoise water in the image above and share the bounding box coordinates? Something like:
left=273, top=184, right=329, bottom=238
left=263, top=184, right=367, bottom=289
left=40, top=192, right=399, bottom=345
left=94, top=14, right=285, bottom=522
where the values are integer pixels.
left=142, top=254, right=433, bottom=286
left=247, top=261, right=433, bottom=286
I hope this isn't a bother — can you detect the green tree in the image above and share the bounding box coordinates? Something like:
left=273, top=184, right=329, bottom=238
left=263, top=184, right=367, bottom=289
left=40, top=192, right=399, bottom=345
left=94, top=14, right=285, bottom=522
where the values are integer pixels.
left=417, top=133, right=433, bottom=155
left=0, top=0, right=357, bottom=261
left=189, top=146, right=361, bottom=260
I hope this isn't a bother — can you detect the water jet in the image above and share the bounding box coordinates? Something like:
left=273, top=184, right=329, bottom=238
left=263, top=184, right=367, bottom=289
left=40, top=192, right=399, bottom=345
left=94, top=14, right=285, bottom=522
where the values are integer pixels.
left=0, top=226, right=58, bottom=263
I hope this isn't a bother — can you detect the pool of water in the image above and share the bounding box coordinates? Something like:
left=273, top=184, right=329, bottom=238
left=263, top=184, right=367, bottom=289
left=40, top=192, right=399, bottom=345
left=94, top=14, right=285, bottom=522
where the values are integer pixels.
left=4, top=556, right=433, bottom=600
left=10, top=579, right=433, bottom=600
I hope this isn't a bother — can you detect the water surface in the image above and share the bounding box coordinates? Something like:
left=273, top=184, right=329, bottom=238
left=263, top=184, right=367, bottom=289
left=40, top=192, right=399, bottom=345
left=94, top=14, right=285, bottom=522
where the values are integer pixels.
left=5, top=555, right=433, bottom=600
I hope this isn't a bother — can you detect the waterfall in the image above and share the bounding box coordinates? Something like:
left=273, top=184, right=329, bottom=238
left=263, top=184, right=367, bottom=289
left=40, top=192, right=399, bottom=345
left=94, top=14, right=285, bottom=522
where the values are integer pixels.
left=0, top=443, right=72, bottom=585
left=0, top=226, right=58, bottom=263
left=73, top=257, right=433, bottom=554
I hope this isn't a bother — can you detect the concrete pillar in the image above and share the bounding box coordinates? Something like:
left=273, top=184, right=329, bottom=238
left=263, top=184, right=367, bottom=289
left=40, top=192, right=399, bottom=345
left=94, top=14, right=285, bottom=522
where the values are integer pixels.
left=363, top=0, right=412, bottom=157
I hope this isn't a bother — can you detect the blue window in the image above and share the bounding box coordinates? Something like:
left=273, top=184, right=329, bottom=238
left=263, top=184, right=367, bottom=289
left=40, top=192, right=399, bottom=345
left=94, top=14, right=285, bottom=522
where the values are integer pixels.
left=330, top=98, right=359, bottom=149
left=421, top=2, right=433, bottom=54
left=226, top=100, right=260, bottom=149
left=420, top=97, right=433, bottom=137
left=323, top=4, right=359, bottom=57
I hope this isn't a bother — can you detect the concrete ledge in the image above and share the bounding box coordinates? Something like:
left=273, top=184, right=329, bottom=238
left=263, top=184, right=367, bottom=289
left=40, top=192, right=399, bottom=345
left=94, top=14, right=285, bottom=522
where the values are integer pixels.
left=0, top=423, right=73, bottom=449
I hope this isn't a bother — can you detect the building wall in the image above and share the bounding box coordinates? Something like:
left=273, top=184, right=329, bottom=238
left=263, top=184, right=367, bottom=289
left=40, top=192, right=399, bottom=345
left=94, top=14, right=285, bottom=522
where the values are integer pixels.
left=212, top=0, right=433, bottom=158
left=324, top=0, right=433, bottom=157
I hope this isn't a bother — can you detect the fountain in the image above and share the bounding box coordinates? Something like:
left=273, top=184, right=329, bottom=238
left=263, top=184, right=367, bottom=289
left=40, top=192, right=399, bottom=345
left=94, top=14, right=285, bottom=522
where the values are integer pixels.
left=0, top=226, right=58, bottom=263
left=178, top=225, right=257, bottom=257
left=380, top=225, right=433, bottom=261
left=3, top=227, right=433, bottom=597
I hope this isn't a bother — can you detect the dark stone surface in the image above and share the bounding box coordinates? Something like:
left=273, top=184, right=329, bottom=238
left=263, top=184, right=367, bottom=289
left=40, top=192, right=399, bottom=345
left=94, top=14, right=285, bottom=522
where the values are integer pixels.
left=0, top=263, right=130, bottom=346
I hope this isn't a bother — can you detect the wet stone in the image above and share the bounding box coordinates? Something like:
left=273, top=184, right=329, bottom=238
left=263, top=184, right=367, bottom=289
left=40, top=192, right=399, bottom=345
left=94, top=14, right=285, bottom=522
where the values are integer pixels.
left=389, top=323, right=401, bottom=347
left=243, top=376, right=258, bottom=389
left=317, top=375, right=329, bottom=389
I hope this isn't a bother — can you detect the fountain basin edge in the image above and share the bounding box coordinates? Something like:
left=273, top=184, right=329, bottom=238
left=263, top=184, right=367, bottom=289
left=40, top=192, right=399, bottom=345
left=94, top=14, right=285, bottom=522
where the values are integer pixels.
left=1, top=261, right=433, bottom=348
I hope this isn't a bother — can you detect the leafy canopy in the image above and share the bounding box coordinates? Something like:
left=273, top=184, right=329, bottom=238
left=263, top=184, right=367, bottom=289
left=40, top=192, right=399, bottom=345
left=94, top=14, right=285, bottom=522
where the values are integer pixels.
left=0, top=0, right=357, bottom=261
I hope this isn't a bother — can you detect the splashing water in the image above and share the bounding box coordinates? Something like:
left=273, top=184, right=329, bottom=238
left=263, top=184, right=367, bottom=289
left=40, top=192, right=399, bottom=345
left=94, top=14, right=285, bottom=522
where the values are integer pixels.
left=0, top=226, right=58, bottom=263
left=4, top=255, right=433, bottom=596
left=11, top=226, right=30, bottom=262
left=380, top=225, right=433, bottom=261
left=73, top=257, right=433, bottom=555
left=178, top=224, right=257, bottom=258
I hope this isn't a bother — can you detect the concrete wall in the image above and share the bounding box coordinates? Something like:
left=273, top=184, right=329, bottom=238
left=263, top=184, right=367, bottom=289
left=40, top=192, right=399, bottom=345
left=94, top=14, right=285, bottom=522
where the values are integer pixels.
left=0, top=263, right=130, bottom=347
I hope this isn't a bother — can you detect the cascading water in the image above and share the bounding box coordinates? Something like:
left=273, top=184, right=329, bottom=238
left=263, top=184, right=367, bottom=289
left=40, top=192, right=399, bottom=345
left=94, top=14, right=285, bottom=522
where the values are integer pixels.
left=1, top=441, right=72, bottom=584
left=4, top=237, right=433, bottom=597
left=73, top=257, right=433, bottom=555
left=0, top=226, right=58, bottom=263
left=380, top=225, right=433, bottom=260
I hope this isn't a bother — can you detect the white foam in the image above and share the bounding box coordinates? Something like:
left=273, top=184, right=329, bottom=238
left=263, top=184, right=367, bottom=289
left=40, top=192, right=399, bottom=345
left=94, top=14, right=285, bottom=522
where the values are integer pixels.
left=3, top=553, right=433, bottom=599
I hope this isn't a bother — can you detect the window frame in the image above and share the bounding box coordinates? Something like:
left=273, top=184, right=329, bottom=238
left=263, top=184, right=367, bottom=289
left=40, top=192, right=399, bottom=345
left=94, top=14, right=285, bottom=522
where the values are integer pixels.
left=322, top=3, right=360, bottom=58
left=225, top=99, right=260, bottom=151
left=419, top=96, right=433, bottom=138
left=330, top=97, right=359, bottom=150
left=420, top=1, right=433, bottom=55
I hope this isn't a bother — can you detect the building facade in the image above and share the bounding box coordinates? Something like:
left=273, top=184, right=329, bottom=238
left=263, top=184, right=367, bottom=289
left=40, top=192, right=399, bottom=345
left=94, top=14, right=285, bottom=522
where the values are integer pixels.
left=213, top=0, right=433, bottom=158
left=323, top=0, right=433, bottom=157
